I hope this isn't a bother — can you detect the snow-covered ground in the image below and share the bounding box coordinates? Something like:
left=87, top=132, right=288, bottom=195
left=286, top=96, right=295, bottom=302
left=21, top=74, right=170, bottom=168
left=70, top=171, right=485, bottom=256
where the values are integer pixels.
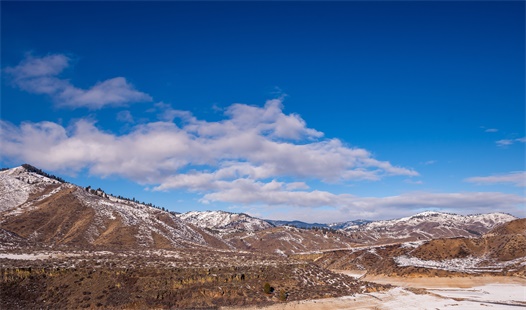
left=378, top=285, right=525, bottom=309
left=225, top=284, right=525, bottom=310
left=428, top=284, right=526, bottom=307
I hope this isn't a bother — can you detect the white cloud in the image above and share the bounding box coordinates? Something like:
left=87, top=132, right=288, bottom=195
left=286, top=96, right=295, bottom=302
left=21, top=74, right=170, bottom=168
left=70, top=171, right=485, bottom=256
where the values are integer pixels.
left=485, top=128, right=498, bottom=133
left=239, top=190, right=524, bottom=222
left=4, top=54, right=151, bottom=109
left=4, top=54, right=69, bottom=79
left=465, top=171, right=526, bottom=187
left=1, top=98, right=417, bottom=188
left=496, top=137, right=526, bottom=147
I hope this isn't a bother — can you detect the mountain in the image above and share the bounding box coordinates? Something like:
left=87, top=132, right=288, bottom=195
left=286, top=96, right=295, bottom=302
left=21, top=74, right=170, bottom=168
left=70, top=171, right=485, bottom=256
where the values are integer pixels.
left=0, top=166, right=228, bottom=251
left=342, top=211, right=517, bottom=245
left=176, top=210, right=273, bottom=234
left=0, top=165, right=518, bottom=253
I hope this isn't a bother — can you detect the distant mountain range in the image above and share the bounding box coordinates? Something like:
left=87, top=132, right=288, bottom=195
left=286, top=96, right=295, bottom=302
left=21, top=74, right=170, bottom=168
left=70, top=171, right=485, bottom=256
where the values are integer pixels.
left=0, top=165, right=519, bottom=254
left=265, top=219, right=372, bottom=230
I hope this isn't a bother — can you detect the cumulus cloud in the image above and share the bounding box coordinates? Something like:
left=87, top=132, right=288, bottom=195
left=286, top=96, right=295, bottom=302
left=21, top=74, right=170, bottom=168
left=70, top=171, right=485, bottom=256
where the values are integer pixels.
left=4, top=54, right=151, bottom=109
left=1, top=98, right=417, bottom=188
left=465, top=171, right=526, bottom=187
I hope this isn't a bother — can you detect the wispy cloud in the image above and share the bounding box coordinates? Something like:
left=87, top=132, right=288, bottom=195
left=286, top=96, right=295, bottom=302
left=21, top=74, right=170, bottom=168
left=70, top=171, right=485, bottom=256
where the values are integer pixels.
left=496, top=137, right=526, bottom=147
left=4, top=54, right=152, bottom=109
left=422, top=160, right=437, bottom=166
left=116, top=110, right=135, bottom=123
left=485, top=128, right=498, bottom=133
left=404, top=179, right=423, bottom=185
left=465, top=171, right=526, bottom=187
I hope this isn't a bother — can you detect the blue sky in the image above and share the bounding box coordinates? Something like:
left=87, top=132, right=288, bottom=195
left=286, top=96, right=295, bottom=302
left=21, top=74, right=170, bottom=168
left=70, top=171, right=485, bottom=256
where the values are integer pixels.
left=1, top=1, right=524, bottom=222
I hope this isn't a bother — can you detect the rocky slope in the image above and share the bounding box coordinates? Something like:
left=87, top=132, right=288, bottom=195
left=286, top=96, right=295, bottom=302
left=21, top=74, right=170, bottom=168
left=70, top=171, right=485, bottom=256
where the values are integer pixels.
left=0, top=166, right=228, bottom=251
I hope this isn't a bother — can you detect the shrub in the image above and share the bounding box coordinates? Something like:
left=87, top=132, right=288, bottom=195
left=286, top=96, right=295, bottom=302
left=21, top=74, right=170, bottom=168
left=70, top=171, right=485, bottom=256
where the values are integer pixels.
left=279, top=289, right=287, bottom=301
left=263, top=282, right=273, bottom=294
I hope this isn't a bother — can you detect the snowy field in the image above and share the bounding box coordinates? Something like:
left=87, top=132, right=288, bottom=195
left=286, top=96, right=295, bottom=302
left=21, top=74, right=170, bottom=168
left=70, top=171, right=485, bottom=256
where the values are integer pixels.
left=428, top=284, right=526, bottom=307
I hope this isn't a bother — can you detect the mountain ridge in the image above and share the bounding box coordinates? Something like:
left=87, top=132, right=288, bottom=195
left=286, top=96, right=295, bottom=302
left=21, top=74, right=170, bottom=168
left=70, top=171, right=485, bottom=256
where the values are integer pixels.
left=0, top=165, right=520, bottom=253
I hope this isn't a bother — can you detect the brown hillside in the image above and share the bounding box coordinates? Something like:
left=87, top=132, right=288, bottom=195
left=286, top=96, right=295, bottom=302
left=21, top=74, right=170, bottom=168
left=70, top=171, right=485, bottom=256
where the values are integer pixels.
left=1, top=185, right=229, bottom=251
left=412, top=218, right=526, bottom=262
left=487, top=218, right=526, bottom=236
left=224, top=226, right=358, bottom=255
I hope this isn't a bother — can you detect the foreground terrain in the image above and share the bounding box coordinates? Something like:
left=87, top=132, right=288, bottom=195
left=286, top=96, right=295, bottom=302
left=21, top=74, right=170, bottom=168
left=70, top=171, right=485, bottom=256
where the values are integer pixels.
left=0, top=249, right=388, bottom=309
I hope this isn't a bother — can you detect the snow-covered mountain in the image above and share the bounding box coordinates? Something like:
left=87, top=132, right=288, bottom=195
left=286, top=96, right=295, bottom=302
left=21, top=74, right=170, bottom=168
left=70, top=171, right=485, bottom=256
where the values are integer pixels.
left=0, top=166, right=227, bottom=250
left=342, top=211, right=517, bottom=244
left=177, top=210, right=273, bottom=234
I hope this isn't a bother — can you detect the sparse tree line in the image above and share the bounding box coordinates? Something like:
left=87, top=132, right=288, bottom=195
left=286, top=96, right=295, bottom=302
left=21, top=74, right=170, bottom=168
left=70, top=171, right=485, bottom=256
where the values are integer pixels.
left=21, top=164, right=66, bottom=183
left=11, top=163, right=173, bottom=214
left=83, top=185, right=170, bottom=213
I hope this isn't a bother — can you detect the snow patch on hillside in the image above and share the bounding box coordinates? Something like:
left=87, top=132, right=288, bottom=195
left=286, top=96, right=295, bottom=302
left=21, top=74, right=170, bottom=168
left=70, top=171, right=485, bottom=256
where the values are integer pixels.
left=0, top=166, right=62, bottom=212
